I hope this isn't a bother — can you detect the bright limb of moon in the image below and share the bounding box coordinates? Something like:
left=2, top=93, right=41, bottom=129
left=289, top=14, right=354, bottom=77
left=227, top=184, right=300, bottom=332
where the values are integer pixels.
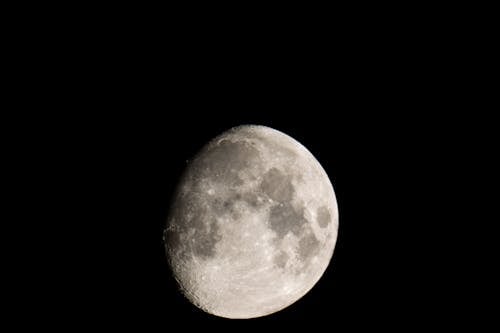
left=164, top=125, right=339, bottom=319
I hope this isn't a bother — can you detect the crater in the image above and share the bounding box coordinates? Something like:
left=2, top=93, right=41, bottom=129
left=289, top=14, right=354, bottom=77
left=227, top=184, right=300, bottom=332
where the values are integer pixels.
left=210, top=195, right=242, bottom=221
left=191, top=217, right=222, bottom=258
left=268, top=203, right=307, bottom=239
left=273, top=250, right=289, bottom=269
left=240, top=191, right=261, bottom=208
left=211, top=197, right=225, bottom=214
left=164, top=227, right=181, bottom=251
left=317, top=206, right=331, bottom=228
left=297, top=229, right=320, bottom=261
left=260, top=167, right=295, bottom=203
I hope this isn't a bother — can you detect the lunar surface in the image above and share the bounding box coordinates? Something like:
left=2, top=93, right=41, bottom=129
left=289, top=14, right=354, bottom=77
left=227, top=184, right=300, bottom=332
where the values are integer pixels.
left=164, top=125, right=339, bottom=319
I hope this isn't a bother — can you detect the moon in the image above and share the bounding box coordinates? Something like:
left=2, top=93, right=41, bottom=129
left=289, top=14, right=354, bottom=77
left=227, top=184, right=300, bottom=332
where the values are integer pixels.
left=164, top=125, right=339, bottom=319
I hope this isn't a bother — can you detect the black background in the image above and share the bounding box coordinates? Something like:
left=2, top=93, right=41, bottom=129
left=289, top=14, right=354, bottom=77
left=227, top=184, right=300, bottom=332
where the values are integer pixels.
left=17, top=11, right=489, bottom=329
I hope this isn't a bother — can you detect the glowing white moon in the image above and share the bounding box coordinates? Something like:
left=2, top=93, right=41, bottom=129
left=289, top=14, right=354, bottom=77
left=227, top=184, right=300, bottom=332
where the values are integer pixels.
left=164, top=125, right=338, bottom=319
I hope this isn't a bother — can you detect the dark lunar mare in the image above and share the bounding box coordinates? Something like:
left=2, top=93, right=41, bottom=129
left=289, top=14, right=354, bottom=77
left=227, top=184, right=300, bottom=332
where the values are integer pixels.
left=316, top=206, right=331, bottom=228
left=259, top=166, right=321, bottom=267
